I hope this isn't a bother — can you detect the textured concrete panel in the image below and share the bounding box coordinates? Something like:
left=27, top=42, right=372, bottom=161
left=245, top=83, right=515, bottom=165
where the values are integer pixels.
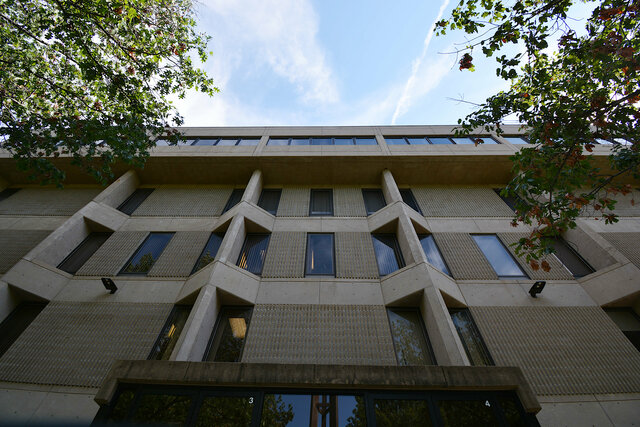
left=148, top=231, right=211, bottom=277
left=0, top=230, right=50, bottom=274
left=75, top=231, right=148, bottom=276
left=276, top=187, right=309, bottom=217
left=0, top=301, right=172, bottom=387
left=471, top=306, right=640, bottom=395
left=498, top=233, right=573, bottom=280
left=612, top=190, right=640, bottom=217
left=412, top=187, right=514, bottom=217
left=600, top=232, right=640, bottom=269
left=0, top=188, right=100, bottom=216
left=243, top=304, right=397, bottom=365
left=334, top=188, right=366, bottom=217
left=262, top=232, right=306, bottom=278
left=335, top=232, right=378, bottom=279
left=132, top=188, right=232, bottom=217
left=433, top=233, right=498, bottom=280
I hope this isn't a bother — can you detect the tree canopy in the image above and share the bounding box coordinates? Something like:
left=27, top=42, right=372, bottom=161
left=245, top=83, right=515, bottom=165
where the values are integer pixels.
left=437, top=0, right=639, bottom=268
left=0, top=0, right=217, bottom=185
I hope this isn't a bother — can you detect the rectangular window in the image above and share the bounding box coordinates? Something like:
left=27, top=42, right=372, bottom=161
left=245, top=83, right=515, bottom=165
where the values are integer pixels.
left=452, top=136, right=498, bottom=144
left=305, top=234, right=335, bottom=276
left=120, top=232, right=173, bottom=275
left=237, top=138, right=260, bottom=146
left=372, top=234, right=405, bottom=276
left=117, top=188, right=154, bottom=215
left=605, top=308, right=640, bottom=352
left=236, top=234, right=270, bottom=275
left=191, top=232, right=225, bottom=274
left=551, top=238, right=594, bottom=278
left=267, top=138, right=289, bottom=146
left=387, top=308, right=436, bottom=365
left=311, top=137, right=332, bottom=145
left=418, top=235, right=450, bottom=276
left=216, top=138, right=240, bottom=146
left=472, top=235, right=528, bottom=279
left=406, top=137, right=430, bottom=145
left=57, top=232, right=112, bottom=274
left=449, top=309, right=494, bottom=366
left=258, top=189, right=281, bottom=215
left=0, top=302, right=46, bottom=358
left=192, top=138, right=219, bottom=146
left=309, top=189, right=333, bottom=216
left=362, top=189, right=386, bottom=215
left=355, top=137, right=377, bottom=145
left=400, top=189, right=422, bottom=214
left=204, top=307, right=252, bottom=362
left=148, top=305, right=192, bottom=360
left=503, top=136, right=529, bottom=144
left=427, top=137, right=454, bottom=144
left=222, top=189, right=244, bottom=214
left=385, top=137, right=408, bottom=145
left=0, top=188, right=20, bottom=203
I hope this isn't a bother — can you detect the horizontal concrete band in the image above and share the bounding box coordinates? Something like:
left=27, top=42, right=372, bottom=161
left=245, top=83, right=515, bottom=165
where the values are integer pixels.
left=96, top=360, right=540, bottom=413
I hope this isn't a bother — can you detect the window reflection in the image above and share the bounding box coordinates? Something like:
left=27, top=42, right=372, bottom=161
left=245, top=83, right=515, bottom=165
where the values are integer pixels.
left=449, top=309, right=493, bottom=366
left=418, top=235, right=450, bottom=276
left=306, top=234, right=335, bottom=276
left=120, top=233, right=173, bottom=275
left=437, top=399, right=500, bottom=427
left=472, top=234, right=528, bottom=279
left=372, top=234, right=404, bottom=276
left=374, top=399, right=433, bottom=427
left=387, top=308, right=436, bottom=365
left=262, top=394, right=365, bottom=427
left=205, top=307, right=252, bottom=362
left=196, top=396, right=254, bottom=427
left=132, top=393, right=192, bottom=425
left=237, top=234, right=270, bottom=275
left=149, top=305, right=192, bottom=361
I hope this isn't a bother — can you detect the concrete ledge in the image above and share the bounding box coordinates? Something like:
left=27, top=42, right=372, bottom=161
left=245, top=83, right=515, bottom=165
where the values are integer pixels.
left=95, top=360, right=541, bottom=414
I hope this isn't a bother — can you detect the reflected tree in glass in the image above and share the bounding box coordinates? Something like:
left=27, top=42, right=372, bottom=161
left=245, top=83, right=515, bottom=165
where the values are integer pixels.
left=195, top=396, right=254, bottom=427
left=259, top=394, right=295, bottom=427
left=132, top=394, right=192, bottom=425
left=373, top=399, right=433, bottom=427
left=437, top=400, right=500, bottom=427
left=388, top=309, right=435, bottom=365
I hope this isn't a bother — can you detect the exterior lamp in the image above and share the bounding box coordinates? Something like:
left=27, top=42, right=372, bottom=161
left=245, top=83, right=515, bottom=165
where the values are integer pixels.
left=529, top=281, right=546, bottom=298
left=101, top=277, right=118, bottom=294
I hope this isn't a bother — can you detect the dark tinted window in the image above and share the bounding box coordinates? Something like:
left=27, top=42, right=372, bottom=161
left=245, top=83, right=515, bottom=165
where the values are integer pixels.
left=237, top=234, right=270, bottom=275
left=120, top=233, right=173, bottom=275
left=310, top=189, right=333, bottom=216
left=57, top=232, right=112, bottom=274
left=362, top=189, right=386, bottom=215
left=418, top=235, right=450, bottom=276
left=148, top=305, right=191, bottom=360
left=493, top=188, right=520, bottom=212
left=438, top=399, right=500, bottom=426
left=400, top=189, right=421, bottom=213
left=449, top=309, right=494, bottom=366
left=551, top=238, right=594, bottom=278
left=265, top=394, right=364, bottom=426
left=372, top=234, right=404, bottom=276
left=222, top=189, right=244, bottom=214
left=204, top=307, right=252, bottom=362
left=0, top=188, right=20, bottom=203
left=133, top=394, right=192, bottom=424
left=605, top=309, right=640, bottom=352
left=258, top=189, right=281, bottom=215
left=0, top=302, right=46, bottom=357
left=472, top=235, right=528, bottom=279
left=374, top=399, right=433, bottom=427
left=117, top=188, right=154, bottom=215
left=387, top=308, right=436, bottom=365
left=192, top=232, right=225, bottom=274
left=305, top=234, right=334, bottom=276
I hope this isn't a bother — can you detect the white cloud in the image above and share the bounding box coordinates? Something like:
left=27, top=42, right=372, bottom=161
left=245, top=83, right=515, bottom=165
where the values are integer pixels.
left=391, top=0, right=451, bottom=124
left=201, top=0, right=338, bottom=105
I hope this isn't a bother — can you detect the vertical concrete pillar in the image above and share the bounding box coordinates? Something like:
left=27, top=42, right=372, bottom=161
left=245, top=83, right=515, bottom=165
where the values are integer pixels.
left=215, top=215, right=246, bottom=265
left=375, top=133, right=391, bottom=155
left=396, top=214, right=426, bottom=266
left=172, top=284, right=220, bottom=361
left=421, top=286, right=469, bottom=366
left=381, top=169, right=402, bottom=204
left=93, top=170, right=140, bottom=209
left=253, top=134, right=270, bottom=155
left=242, top=170, right=263, bottom=204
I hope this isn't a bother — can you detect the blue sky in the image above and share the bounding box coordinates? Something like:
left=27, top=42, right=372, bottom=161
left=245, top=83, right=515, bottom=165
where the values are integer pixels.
left=172, top=0, right=521, bottom=126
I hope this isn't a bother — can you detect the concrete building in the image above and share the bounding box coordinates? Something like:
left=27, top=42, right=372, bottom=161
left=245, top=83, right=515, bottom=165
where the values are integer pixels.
left=0, top=125, right=639, bottom=426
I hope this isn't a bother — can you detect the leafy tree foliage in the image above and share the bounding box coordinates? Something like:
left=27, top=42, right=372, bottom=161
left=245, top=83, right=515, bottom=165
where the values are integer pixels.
left=0, top=0, right=217, bottom=184
left=437, top=0, right=639, bottom=268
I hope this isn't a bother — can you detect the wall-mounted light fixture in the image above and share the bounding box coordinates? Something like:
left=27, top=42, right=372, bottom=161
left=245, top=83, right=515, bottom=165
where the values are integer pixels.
left=529, top=281, right=546, bottom=298
left=101, top=277, right=118, bottom=294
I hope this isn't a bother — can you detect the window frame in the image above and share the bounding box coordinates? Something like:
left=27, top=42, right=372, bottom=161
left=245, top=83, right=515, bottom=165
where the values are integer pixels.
left=471, top=234, right=529, bottom=280
left=0, top=302, right=47, bottom=358
left=148, top=305, right=192, bottom=360
left=418, top=234, right=451, bottom=276
left=309, top=189, right=334, bottom=216
left=399, top=188, right=422, bottom=214
left=257, top=189, right=282, bottom=215
left=371, top=233, right=405, bottom=276
left=362, top=188, right=386, bottom=215
left=304, top=233, right=335, bottom=277
left=117, top=188, right=154, bottom=215
left=386, top=307, right=437, bottom=366
left=550, top=237, right=594, bottom=278
left=448, top=308, right=494, bottom=366
left=191, top=232, right=225, bottom=275
left=57, top=232, right=113, bottom=274
left=236, top=233, right=270, bottom=276
left=119, top=232, right=174, bottom=275
left=203, top=306, right=253, bottom=363
left=222, top=189, right=245, bottom=214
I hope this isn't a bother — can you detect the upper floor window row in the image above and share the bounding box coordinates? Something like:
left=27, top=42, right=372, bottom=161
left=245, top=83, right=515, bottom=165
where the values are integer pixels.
left=155, top=137, right=260, bottom=146
left=385, top=136, right=498, bottom=145
left=267, top=137, right=377, bottom=146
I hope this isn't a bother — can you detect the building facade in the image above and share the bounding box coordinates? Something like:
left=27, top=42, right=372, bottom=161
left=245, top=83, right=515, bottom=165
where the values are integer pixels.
left=0, top=125, right=639, bottom=426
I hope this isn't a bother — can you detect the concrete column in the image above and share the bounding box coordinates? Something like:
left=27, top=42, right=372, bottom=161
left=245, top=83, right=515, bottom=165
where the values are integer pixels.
left=421, top=286, right=469, bottom=366
left=172, top=284, right=220, bottom=361
left=375, top=132, right=391, bottom=155
left=381, top=169, right=402, bottom=204
left=215, top=215, right=246, bottom=265
left=242, top=170, right=263, bottom=204
left=93, top=169, right=140, bottom=209
left=396, top=214, right=426, bottom=266
left=253, top=134, right=270, bottom=155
